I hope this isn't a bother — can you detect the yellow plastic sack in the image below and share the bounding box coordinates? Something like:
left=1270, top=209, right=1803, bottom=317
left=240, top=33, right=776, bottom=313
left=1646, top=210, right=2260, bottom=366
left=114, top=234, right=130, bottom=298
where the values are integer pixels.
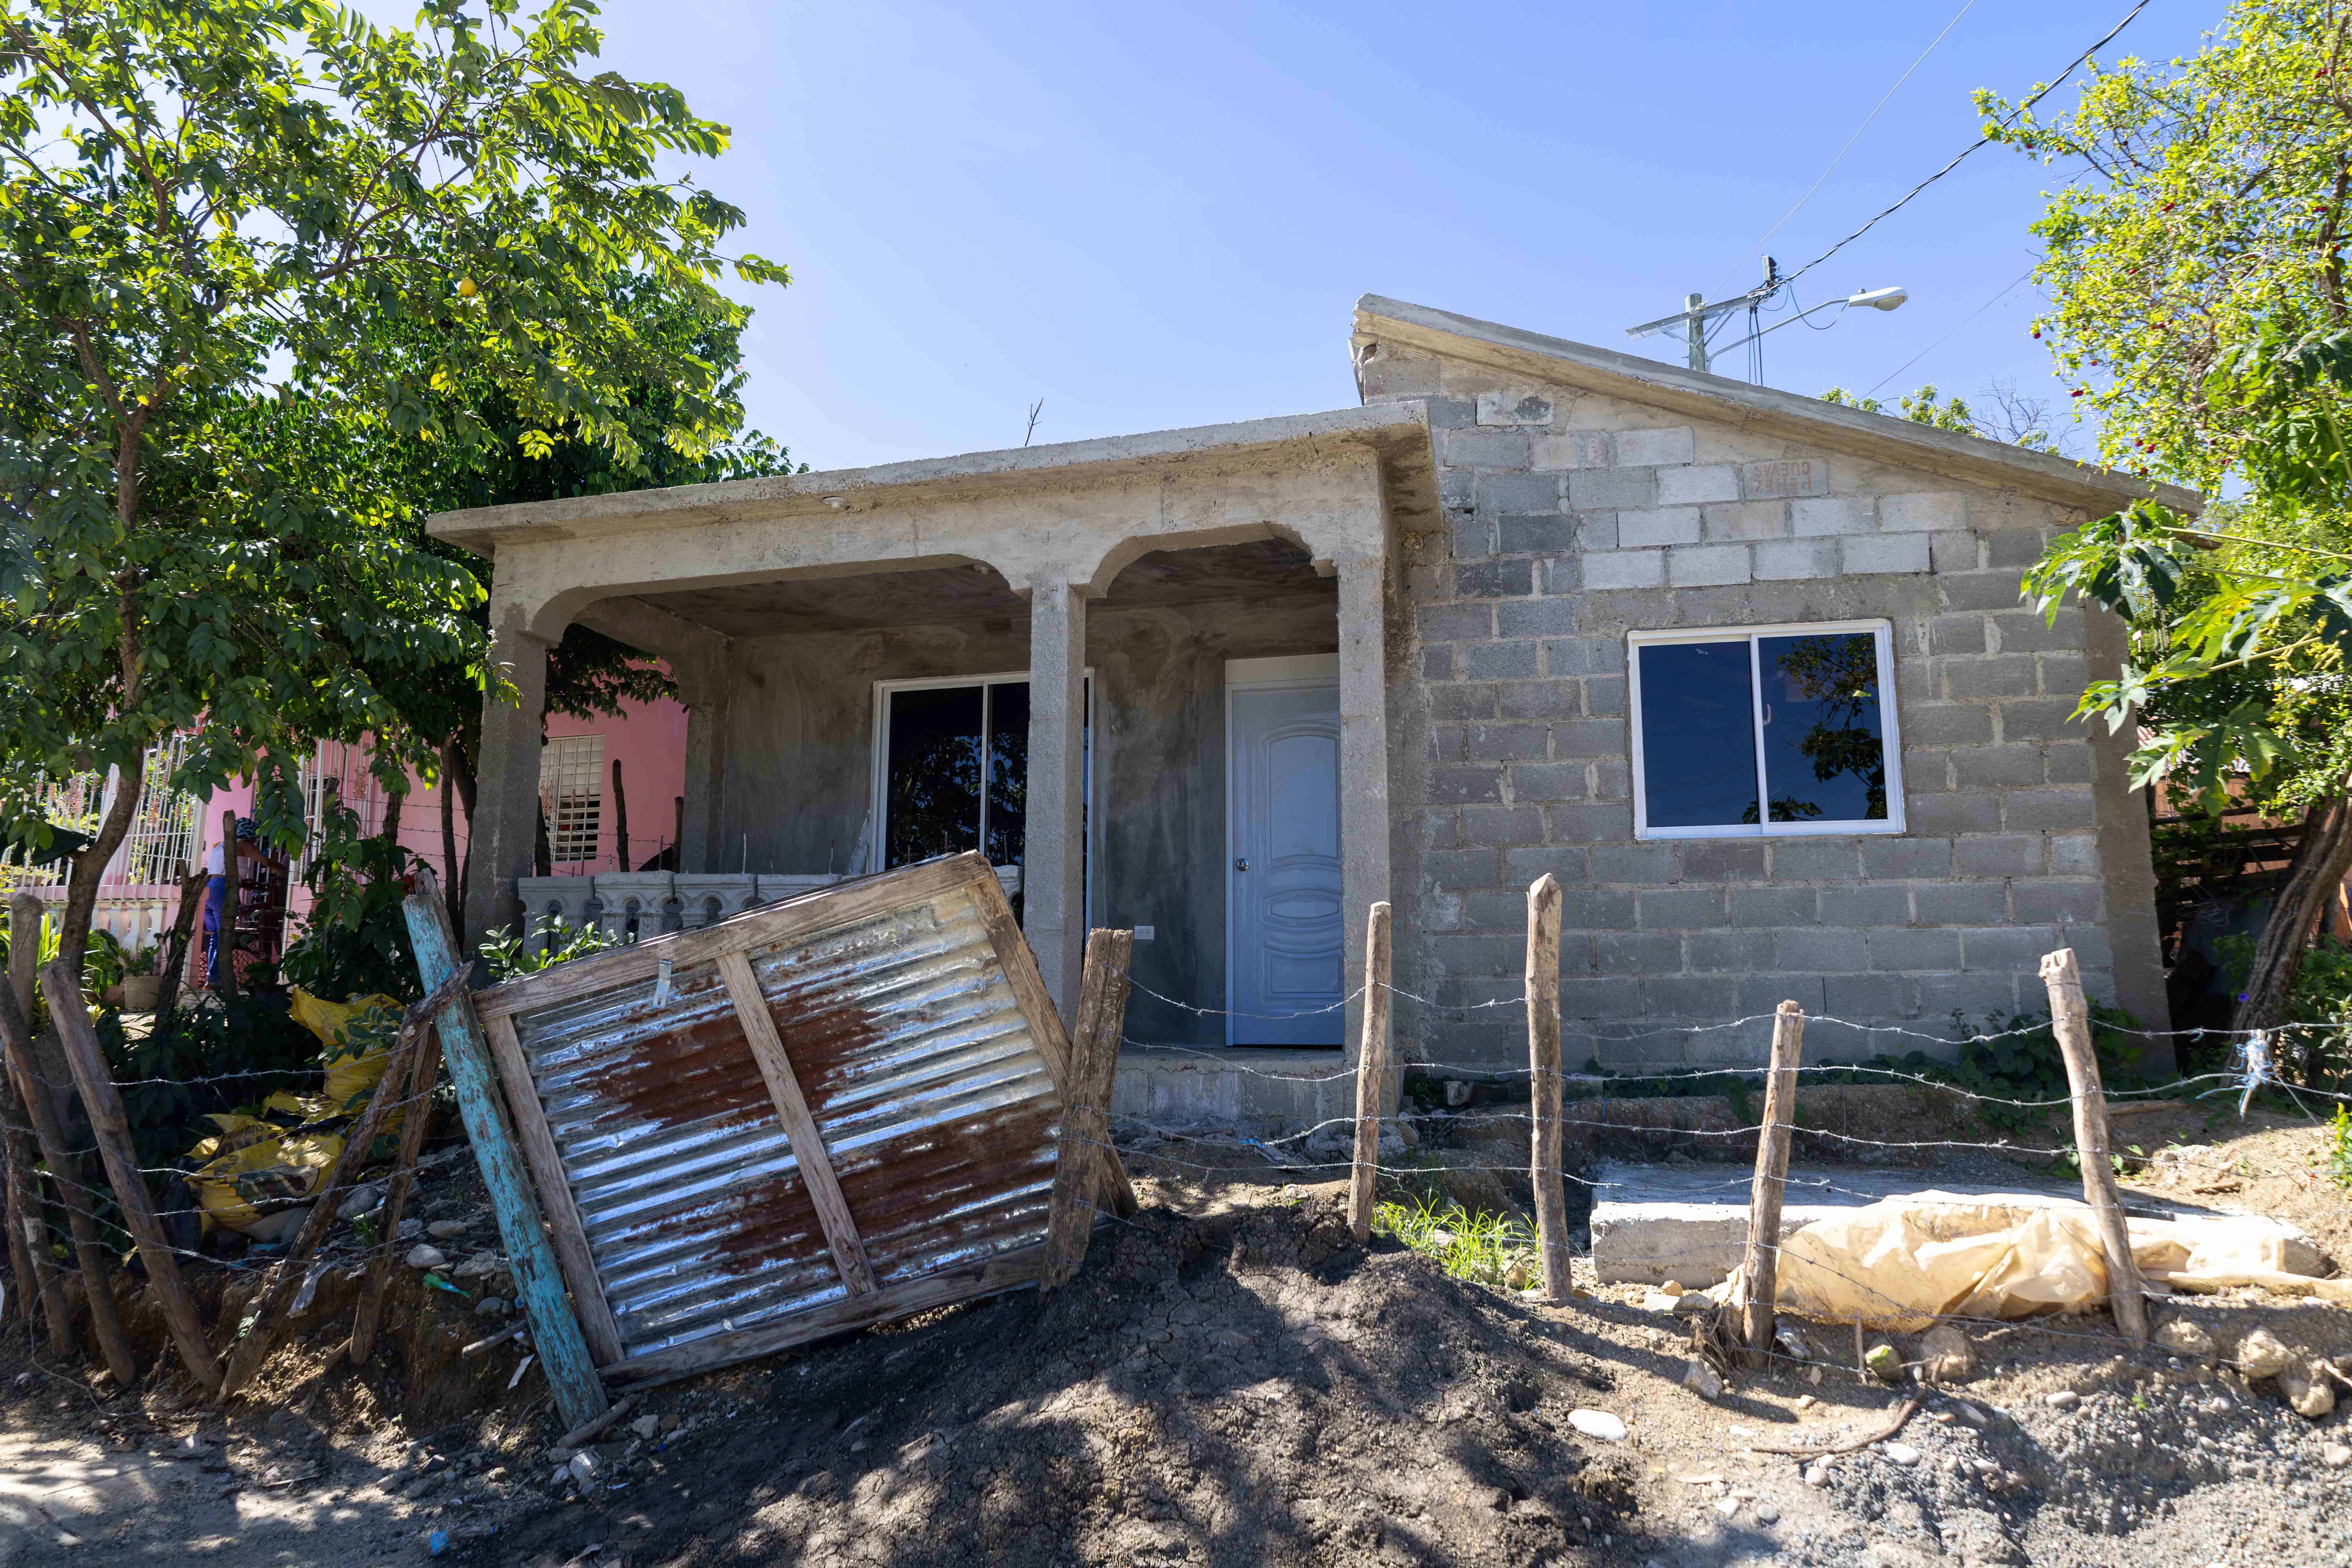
left=182, top=989, right=408, bottom=1235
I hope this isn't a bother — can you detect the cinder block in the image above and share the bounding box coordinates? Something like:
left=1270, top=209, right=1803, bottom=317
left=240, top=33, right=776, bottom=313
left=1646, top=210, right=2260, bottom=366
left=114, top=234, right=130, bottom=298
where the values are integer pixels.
left=1989, top=606, right=2084, bottom=653
left=1430, top=684, right=1498, bottom=721
left=1428, top=768, right=1503, bottom=806
left=1613, top=426, right=1697, bottom=467
left=1548, top=802, right=1633, bottom=843
left=1952, top=744, right=2045, bottom=789
left=1938, top=570, right=2033, bottom=612
left=1427, top=724, right=1465, bottom=764
left=1818, top=884, right=1911, bottom=926
left=1422, top=396, right=1478, bottom=430
left=1912, top=882, right=2010, bottom=925
left=1928, top=613, right=1993, bottom=657
left=1929, top=532, right=1981, bottom=575
left=1638, top=886, right=1728, bottom=929
left=1656, top=464, right=1741, bottom=506
left=1906, top=793, right=2002, bottom=835
left=1462, top=889, right=1534, bottom=932
left=1668, top=544, right=1752, bottom=587
left=1551, top=716, right=1622, bottom=755
left=1423, top=646, right=1455, bottom=681
left=1677, top=840, right=1768, bottom=882
left=1868, top=927, right=1962, bottom=971
left=1466, top=723, right=1547, bottom=761
left=1754, top=538, right=1838, bottom=580
left=1559, top=976, right=1645, bottom=1019
left=1985, top=528, right=2050, bottom=568
left=1459, top=804, right=1544, bottom=845
left=1566, top=889, right=1635, bottom=930
left=1449, top=511, right=1492, bottom=560
left=1510, top=762, right=1587, bottom=800
left=1592, top=757, right=1632, bottom=799
left=2049, top=834, right=2098, bottom=875
left=1588, top=843, right=1679, bottom=884
left=2002, top=789, right=2096, bottom=833
left=1457, top=560, right=1533, bottom=598
left=1498, top=514, right=1576, bottom=555
left=1944, top=656, right=2040, bottom=700
left=1822, top=971, right=1920, bottom=1021
left=1615, top=506, right=1703, bottom=548
left=1439, top=468, right=1477, bottom=510
left=1791, top=496, right=1876, bottom=535
left=1541, top=636, right=1624, bottom=677
left=1902, top=704, right=1994, bottom=747
left=1594, top=931, right=1686, bottom=973
left=2042, top=742, right=2089, bottom=787
left=1879, top=492, right=1968, bottom=532
left=1575, top=513, right=1619, bottom=551
left=1423, top=809, right=1461, bottom=851
left=1477, top=389, right=1555, bottom=426
left=1767, top=839, right=1858, bottom=880
left=1954, top=835, right=2043, bottom=877
left=1740, top=974, right=1827, bottom=1017
left=1417, top=602, right=1494, bottom=642
left=1861, top=836, right=1953, bottom=880
left=1505, top=846, right=1589, bottom=886
left=1478, top=470, right=1562, bottom=514
left=1528, top=430, right=1613, bottom=470
left=2012, top=879, right=2104, bottom=924
left=1914, top=971, right=2022, bottom=1024
left=1842, top=534, right=1931, bottom=575
left=1442, top=427, right=1532, bottom=469
left=1688, top=930, right=1777, bottom=972
left=1585, top=550, right=1665, bottom=590
left=1997, top=699, right=2082, bottom=741
left=1641, top=975, right=1739, bottom=1017
left=1496, top=598, right=1581, bottom=638
left=1777, top=927, right=1869, bottom=973
left=1425, top=848, right=1502, bottom=889
left=1958, top=925, right=2060, bottom=971
left=1465, top=641, right=1539, bottom=680
left=1570, top=466, right=1660, bottom=511
left=2038, top=651, right=2090, bottom=698
left=1701, top=501, right=1788, bottom=541
left=1429, top=933, right=1524, bottom=975
left=1499, top=680, right=1584, bottom=719
left=1730, top=885, right=1818, bottom=926
left=1587, top=675, right=1630, bottom=717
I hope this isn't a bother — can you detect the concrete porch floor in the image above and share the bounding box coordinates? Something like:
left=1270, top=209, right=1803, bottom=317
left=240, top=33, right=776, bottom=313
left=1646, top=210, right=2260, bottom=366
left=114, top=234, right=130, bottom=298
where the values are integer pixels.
left=1111, top=1045, right=1351, bottom=1131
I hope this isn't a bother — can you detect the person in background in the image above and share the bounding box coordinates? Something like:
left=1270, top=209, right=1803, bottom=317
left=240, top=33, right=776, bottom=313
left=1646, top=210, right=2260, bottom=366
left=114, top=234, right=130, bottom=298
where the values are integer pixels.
left=202, top=818, right=283, bottom=989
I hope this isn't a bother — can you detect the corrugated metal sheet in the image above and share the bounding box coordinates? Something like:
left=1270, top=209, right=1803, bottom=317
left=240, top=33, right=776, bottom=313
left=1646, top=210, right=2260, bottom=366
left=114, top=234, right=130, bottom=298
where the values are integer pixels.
left=508, top=880, right=1059, bottom=1363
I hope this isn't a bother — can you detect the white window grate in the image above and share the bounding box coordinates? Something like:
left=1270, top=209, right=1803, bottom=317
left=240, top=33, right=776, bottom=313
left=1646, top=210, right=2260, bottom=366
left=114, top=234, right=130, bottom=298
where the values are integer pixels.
left=540, top=734, right=605, bottom=868
left=1, top=735, right=201, bottom=889
left=294, top=742, right=388, bottom=882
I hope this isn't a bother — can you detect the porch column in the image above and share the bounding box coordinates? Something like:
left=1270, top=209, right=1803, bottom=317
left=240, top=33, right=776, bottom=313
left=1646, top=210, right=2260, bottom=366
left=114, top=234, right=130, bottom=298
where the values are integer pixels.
left=462, top=621, right=551, bottom=946
left=1024, top=580, right=1088, bottom=1019
left=675, top=650, right=730, bottom=875
left=1335, top=552, right=1393, bottom=1073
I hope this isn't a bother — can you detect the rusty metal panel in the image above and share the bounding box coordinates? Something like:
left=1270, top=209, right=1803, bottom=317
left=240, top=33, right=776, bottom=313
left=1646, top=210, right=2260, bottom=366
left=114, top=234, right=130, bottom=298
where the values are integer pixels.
left=499, top=857, right=1065, bottom=1376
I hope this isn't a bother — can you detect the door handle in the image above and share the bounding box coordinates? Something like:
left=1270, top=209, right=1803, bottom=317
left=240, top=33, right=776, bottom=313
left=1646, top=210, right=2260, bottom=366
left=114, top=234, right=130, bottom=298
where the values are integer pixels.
left=1234, top=858, right=1248, bottom=872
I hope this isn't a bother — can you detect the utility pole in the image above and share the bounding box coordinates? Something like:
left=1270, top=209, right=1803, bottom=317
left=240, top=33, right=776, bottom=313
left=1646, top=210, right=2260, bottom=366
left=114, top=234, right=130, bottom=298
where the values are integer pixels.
left=1628, top=263, right=1909, bottom=386
left=1682, top=292, right=1706, bottom=372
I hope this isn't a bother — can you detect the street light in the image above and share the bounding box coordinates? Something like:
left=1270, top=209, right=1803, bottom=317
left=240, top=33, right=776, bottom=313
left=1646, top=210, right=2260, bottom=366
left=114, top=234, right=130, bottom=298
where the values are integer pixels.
left=1624, top=259, right=1908, bottom=383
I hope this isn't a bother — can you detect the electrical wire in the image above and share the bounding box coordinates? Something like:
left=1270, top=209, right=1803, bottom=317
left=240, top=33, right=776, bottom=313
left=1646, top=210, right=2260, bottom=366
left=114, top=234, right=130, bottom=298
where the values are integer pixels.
left=1862, top=265, right=2038, bottom=397
left=1717, top=0, right=1980, bottom=294
left=1779, top=0, right=2156, bottom=291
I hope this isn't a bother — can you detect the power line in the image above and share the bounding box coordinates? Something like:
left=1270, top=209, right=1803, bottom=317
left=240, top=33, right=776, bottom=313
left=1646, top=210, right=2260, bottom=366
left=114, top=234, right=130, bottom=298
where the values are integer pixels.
left=1863, top=265, right=2037, bottom=397
left=1780, top=0, right=2156, bottom=291
left=1716, top=0, right=1978, bottom=295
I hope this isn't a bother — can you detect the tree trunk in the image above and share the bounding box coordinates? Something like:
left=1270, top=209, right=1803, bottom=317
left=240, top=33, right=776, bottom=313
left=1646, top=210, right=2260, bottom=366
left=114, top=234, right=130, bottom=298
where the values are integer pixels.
left=2232, top=792, right=2352, bottom=1051
left=54, top=761, right=146, bottom=982
left=441, top=735, right=473, bottom=933
left=610, top=757, right=629, bottom=873
left=147, top=866, right=208, bottom=1044
left=380, top=784, right=406, bottom=847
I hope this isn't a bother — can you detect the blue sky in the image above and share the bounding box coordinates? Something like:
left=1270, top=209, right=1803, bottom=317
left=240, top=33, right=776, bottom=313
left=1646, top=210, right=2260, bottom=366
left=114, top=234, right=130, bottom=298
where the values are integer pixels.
left=425, top=0, right=2218, bottom=471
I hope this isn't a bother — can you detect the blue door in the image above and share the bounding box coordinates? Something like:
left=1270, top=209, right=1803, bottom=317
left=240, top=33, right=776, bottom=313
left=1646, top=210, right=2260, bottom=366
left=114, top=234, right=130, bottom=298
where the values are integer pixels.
left=1227, top=681, right=1344, bottom=1046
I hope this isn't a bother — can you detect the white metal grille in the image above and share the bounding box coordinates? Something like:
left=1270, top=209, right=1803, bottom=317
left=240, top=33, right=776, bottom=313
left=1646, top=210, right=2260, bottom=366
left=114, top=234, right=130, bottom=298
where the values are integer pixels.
left=0, top=736, right=200, bottom=890
left=294, top=742, right=388, bottom=880
left=541, top=734, right=605, bottom=868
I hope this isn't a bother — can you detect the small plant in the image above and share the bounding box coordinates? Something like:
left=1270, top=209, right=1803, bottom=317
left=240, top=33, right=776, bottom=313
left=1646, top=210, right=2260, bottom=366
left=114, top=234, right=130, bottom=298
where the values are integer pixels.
left=121, top=943, right=158, bottom=978
left=1373, top=1194, right=1539, bottom=1291
left=2329, top=1105, right=2352, bottom=1191
left=479, top=916, right=619, bottom=983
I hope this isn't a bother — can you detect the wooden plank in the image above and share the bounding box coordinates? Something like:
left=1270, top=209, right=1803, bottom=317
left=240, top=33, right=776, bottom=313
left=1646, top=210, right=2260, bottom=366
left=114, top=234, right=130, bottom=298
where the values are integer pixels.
left=1737, top=1000, right=1805, bottom=1366
left=40, top=960, right=221, bottom=1396
left=7, top=893, right=69, bottom=1354
left=1347, top=902, right=1393, bottom=1243
left=0, top=982, right=137, bottom=1383
left=968, top=874, right=1138, bottom=1218
left=1525, top=878, right=1568, bottom=1298
left=352, top=1030, right=441, bottom=1366
left=715, top=948, right=877, bottom=1297
left=1041, top=929, right=1132, bottom=1290
left=472, top=855, right=990, bottom=1020
left=400, top=886, right=610, bottom=1432
left=217, top=1009, right=429, bottom=1400
left=602, top=1245, right=1044, bottom=1392
left=2039, top=947, right=2150, bottom=1343
left=481, top=1010, right=628, bottom=1363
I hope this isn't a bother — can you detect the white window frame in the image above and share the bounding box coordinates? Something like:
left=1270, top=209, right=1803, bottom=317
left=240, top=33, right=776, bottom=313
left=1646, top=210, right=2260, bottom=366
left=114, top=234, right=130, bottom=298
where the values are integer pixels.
left=867, top=670, right=1096, bottom=893
left=1628, top=619, right=1905, bottom=841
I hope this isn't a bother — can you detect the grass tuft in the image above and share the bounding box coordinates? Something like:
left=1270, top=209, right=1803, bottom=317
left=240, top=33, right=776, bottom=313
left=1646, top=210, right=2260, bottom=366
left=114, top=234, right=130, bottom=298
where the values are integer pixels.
left=1372, top=1194, right=1539, bottom=1291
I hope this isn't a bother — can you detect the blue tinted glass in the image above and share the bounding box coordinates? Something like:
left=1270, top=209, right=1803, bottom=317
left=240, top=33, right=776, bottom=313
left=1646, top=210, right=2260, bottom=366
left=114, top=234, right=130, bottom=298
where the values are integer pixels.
left=1759, top=632, right=1887, bottom=823
left=1638, top=641, right=1758, bottom=828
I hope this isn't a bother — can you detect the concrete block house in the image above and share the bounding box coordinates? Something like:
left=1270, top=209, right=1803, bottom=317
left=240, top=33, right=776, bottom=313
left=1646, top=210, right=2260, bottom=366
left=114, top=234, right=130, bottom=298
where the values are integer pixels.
left=431, top=296, right=2190, bottom=1122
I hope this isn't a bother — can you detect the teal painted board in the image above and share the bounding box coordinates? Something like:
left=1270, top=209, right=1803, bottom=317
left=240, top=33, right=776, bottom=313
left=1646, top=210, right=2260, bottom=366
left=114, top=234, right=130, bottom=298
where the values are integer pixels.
left=403, top=889, right=610, bottom=1433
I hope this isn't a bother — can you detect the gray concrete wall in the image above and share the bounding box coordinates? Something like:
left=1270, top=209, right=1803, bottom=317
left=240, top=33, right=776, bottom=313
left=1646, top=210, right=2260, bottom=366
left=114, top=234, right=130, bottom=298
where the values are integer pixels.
left=711, top=584, right=1338, bottom=1047
left=1357, top=343, right=2170, bottom=1071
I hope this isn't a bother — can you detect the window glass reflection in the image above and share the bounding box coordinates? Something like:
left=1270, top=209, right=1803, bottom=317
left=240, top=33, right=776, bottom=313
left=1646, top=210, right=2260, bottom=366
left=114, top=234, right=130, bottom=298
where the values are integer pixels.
left=1637, top=641, right=1759, bottom=829
left=985, top=681, right=1029, bottom=868
left=1758, top=632, right=1887, bottom=822
left=884, top=686, right=982, bottom=866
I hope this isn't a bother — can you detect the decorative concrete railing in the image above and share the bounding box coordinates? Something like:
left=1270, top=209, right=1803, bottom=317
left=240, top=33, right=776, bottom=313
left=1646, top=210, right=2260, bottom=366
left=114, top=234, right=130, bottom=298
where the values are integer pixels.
left=516, top=867, right=1022, bottom=952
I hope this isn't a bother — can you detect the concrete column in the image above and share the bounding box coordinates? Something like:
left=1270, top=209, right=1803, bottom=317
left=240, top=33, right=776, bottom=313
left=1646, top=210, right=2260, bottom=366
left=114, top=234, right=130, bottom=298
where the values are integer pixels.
left=675, top=651, right=730, bottom=875
left=462, top=621, right=552, bottom=946
left=1334, top=553, right=1393, bottom=1070
left=1024, top=580, right=1088, bottom=1019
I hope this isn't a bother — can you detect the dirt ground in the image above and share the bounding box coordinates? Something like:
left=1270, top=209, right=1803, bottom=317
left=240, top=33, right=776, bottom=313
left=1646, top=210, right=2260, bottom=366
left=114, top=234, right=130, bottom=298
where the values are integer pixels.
left=1, top=1108, right=2347, bottom=1567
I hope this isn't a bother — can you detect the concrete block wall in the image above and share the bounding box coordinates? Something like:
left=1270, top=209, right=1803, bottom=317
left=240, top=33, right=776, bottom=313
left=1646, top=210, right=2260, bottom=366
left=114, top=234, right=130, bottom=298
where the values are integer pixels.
left=1362, top=344, right=2165, bottom=1069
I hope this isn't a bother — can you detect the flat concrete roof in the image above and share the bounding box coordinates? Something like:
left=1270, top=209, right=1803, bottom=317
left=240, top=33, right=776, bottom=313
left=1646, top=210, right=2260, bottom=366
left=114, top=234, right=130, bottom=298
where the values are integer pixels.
left=429, top=401, right=1435, bottom=558
left=1352, top=295, right=2204, bottom=519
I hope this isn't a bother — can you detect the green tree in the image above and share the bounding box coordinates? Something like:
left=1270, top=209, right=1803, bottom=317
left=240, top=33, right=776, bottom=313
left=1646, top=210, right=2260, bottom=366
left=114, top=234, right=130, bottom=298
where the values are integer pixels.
left=1992, top=0, right=2352, bottom=1042
left=1820, top=383, right=1978, bottom=433
left=0, top=0, right=785, bottom=985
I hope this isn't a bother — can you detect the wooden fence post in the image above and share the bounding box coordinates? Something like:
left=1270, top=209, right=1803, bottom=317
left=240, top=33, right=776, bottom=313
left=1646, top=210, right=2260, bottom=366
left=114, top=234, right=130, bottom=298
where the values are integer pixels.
left=401, top=883, right=610, bottom=1432
left=41, top=960, right=221, bottom=1395
left=1041, top=929, right=1134, bottom=1290
left=1526, top=875, right=1568, bottom=1301
left=2038, top=947, right=2149, bottom=1343
left=5, top=893, right=68, bottom=1352
left=1347, top=902, right=1393, bottom=1243
left=352, top=1027, right=442, bottom=1366
left=1738, top=1000, right=1805, bottom=1367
